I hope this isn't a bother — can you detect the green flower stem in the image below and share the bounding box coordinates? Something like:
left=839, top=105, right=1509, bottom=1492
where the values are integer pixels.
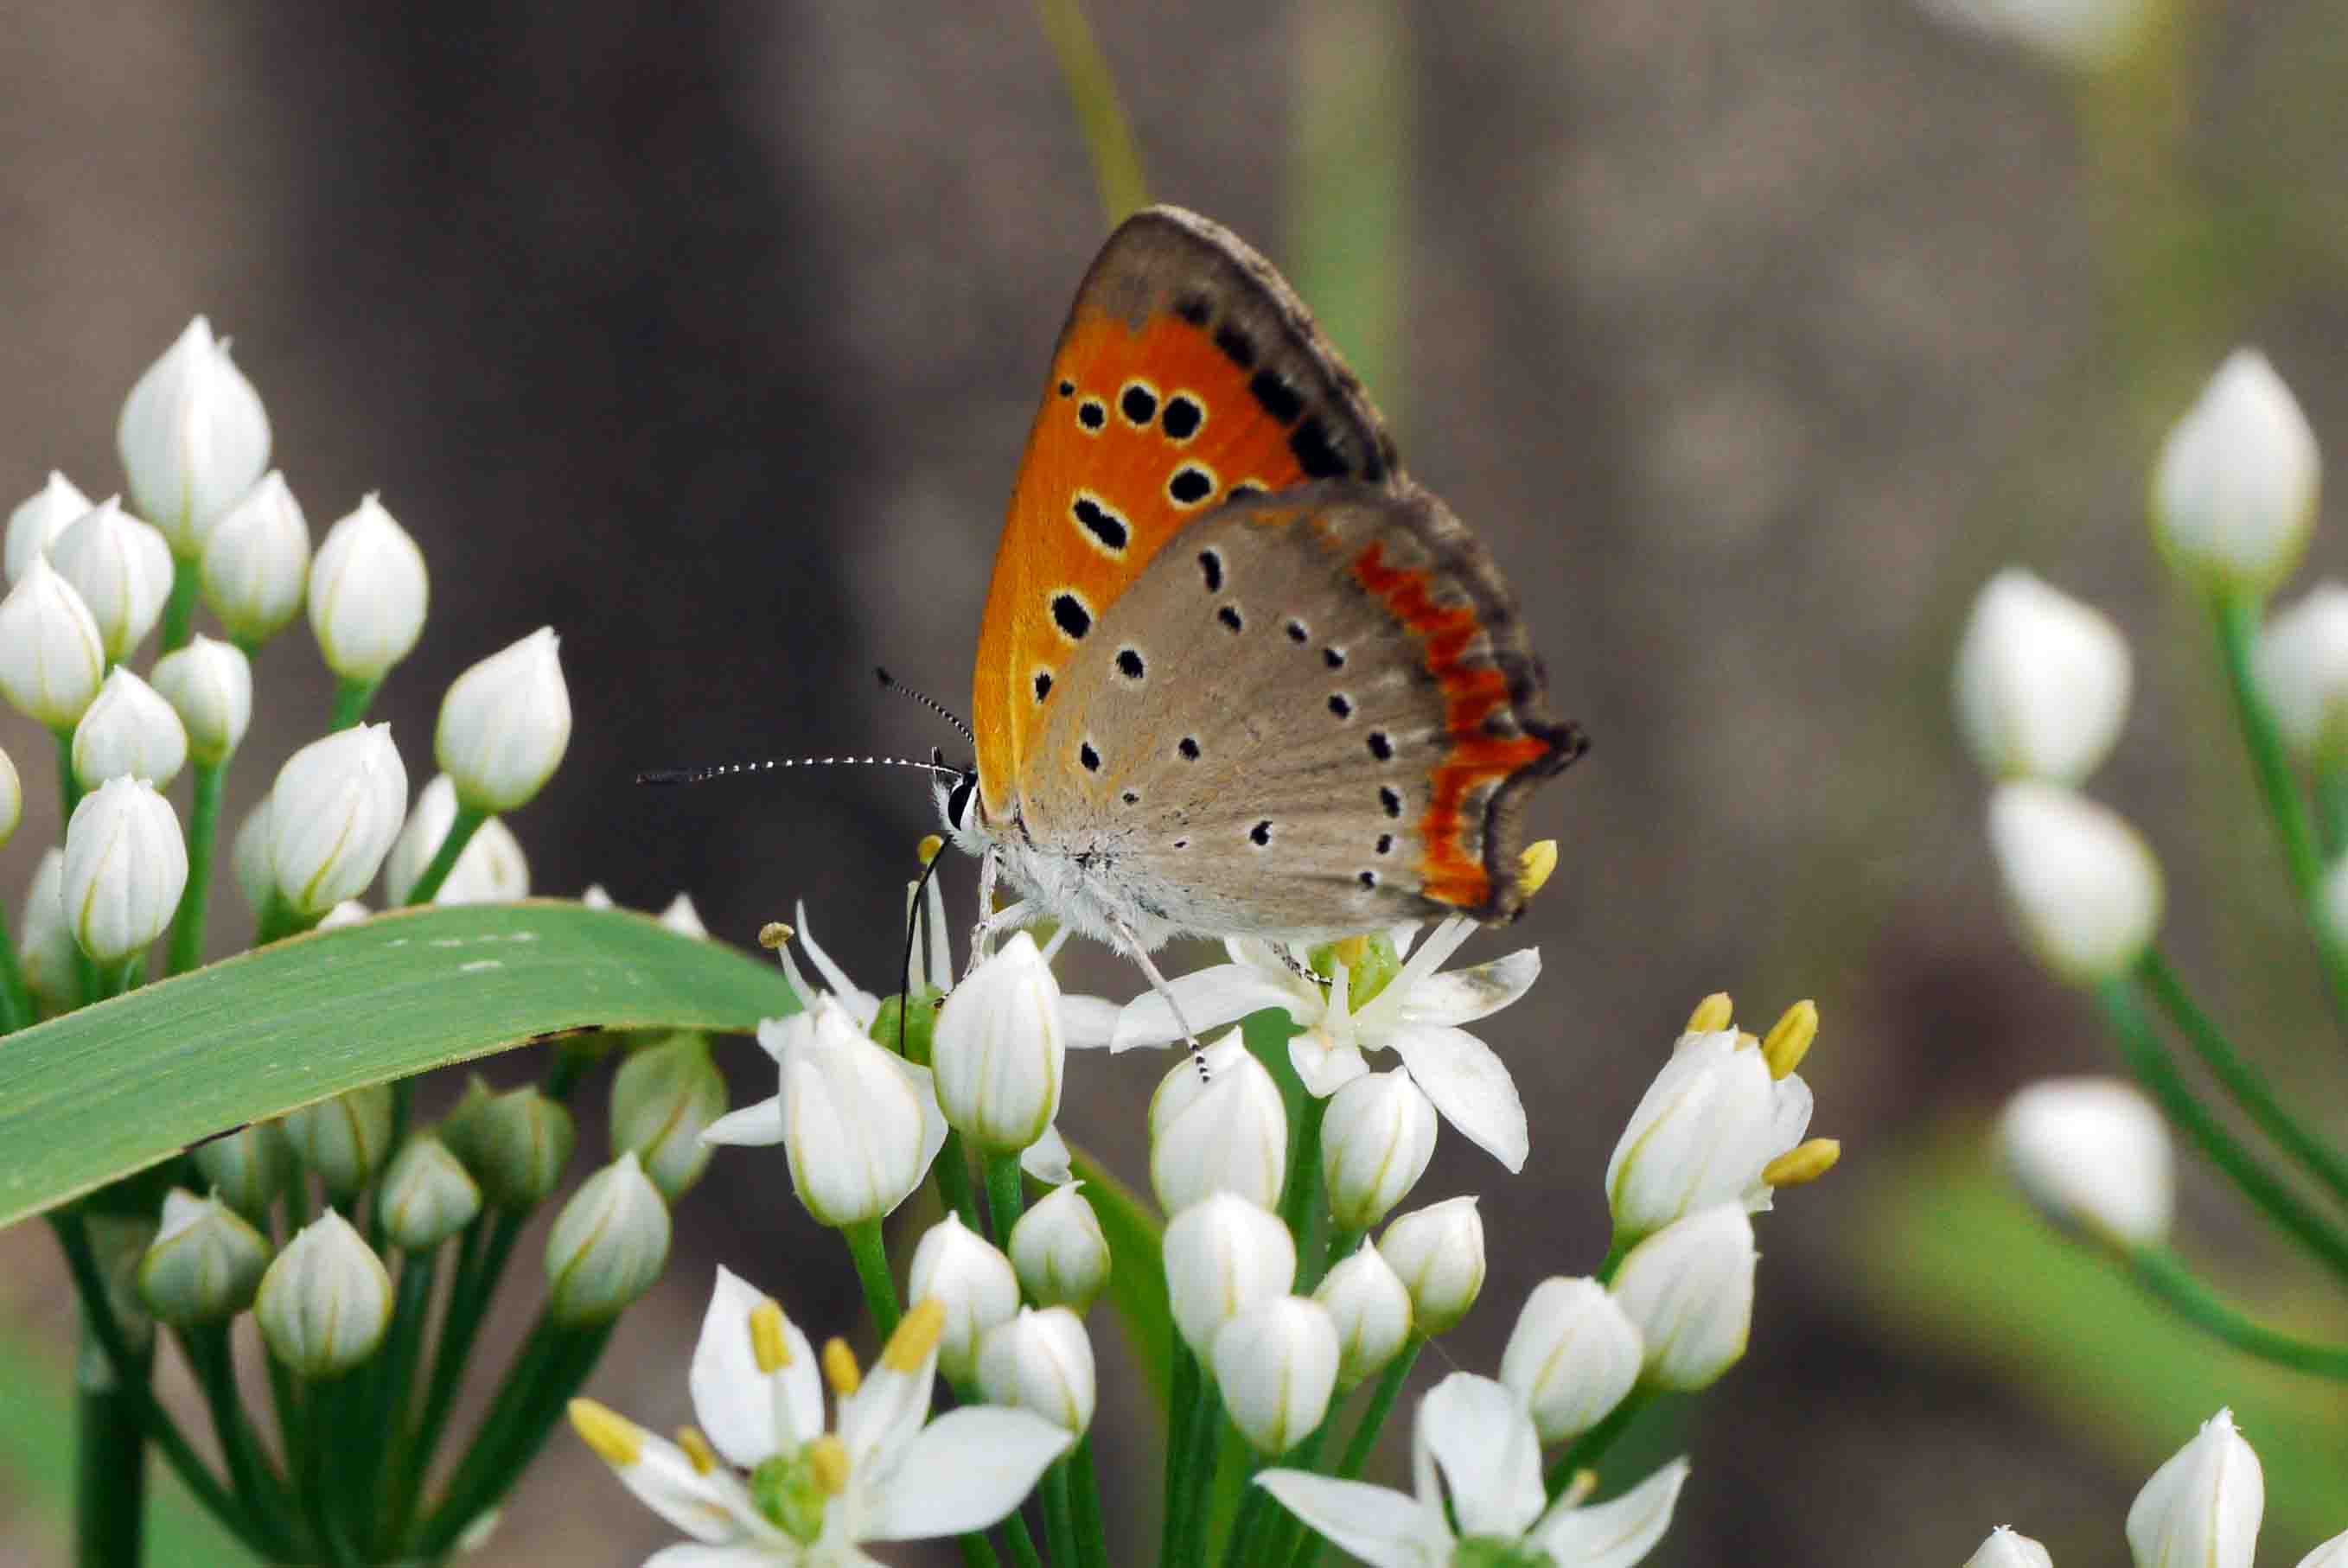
left=1545, top=1385, right=1656, bottom=1498
left=1042, top=1457, right=1080, bottom=1568
left=1284, top=1093, right=1331, bottom=1292
left=2139, top=950, right=2348, bottom=1208
left=412, top=1316, right=616, bottom=1558
left=1233, top=1418, right=1326, bottom=1568
left=57, top=727, right=84, bottom=821
left=363, top=1248, right=438, bottom=1553
left=2097, top=980, right=2348, bottom=1284
left=253, top=889, right=318, bottom=947
left=933, top=1126, right=983, bottom=1233
left=954, top=1532, right=1005, bottom=1568
left=396, top=1212, right=522, bottom=1538
left=2319, top=768, right=2348, bottom=861
left=2213, top=595, right=2348, bottom=1033
left=1069, top=1433, right=1109, bottom=1568
left=844, top=1218, right=903, bottom=1338
left=0, top=903, right=35, bottom=1036
left=1161, top=1343, right=1201, bottom=1568
left=1596, top=1233, right=1633, bottom=1284
left=984, top=1151, right=1027, bottom=1248
left=1321, top=1226, right=1363, bottom=1278
left=1001, top=1510, right=1045, bottom=1568
left=1032, top=0, right=1149, bottom=224
left=1169, top=1368, right=1224, bottom=1568
left=166, top=760, right=227, bottom=975
left=294, top=1374, right=362, bottom=1568
left=2131, top=1244, right=2348, bottom=1378
left=74, top=1319, right=149, bottom=1568
left=326, top=676, right=380, bottom=732
left=402, top=806, right=487, bottom=908
left=159, top=556, right=201, bottom=655
left=1331, top=1340, right=1417, bottom=1482
left=182, top=1325, right=303, bottom=1560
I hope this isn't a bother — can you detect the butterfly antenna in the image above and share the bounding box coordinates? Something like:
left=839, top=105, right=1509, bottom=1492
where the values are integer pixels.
left=899, top=838, right=948, bottom=1004
left=875, top=667, right=976, bottom=747
left=636, top=755, right=958, bottom=787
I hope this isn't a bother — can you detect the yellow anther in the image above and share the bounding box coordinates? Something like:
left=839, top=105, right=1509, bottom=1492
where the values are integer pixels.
left=807, top=1434, right=851, bottom=1496
left=822, top=1337, right=862, bottom=1398
left=758, top=921, right=795, bottom=950
left=917, top=834, right=945, bottom=866
left=750, top=1299, right=792, bottom=1374
left=1330, top=935, right=1369, bottom=970
left=1763, top=1138, right=1841, bottom=1188
left=1518, top=839, right=1558, bottom=898
left=1557, top=1468, right=1597, bottom=1508
left=1685, top=992, right=1733, bottom=1034
left=568, top=1399, right=643, bottom=1468
left=675, top=1426, right=718, bottom=1475
left=883, top=1297, right=947, bottom=1373
left=1761, top=999, right=1819, bottom=1080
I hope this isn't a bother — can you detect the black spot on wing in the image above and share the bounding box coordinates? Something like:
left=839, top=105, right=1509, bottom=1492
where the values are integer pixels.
left=1052, top=593, right=1092, bottom=641
left=1249, top=371, right=1304, bottom=424
left=1289, top=415, right=1349, bottom=480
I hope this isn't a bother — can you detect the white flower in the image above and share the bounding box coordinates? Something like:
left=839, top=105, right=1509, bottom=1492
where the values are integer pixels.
left=232, top=799, right=276, bottom=916
left=2296, top=1530, right=2348, bottom=1568
left=6, top=470, right=92, bottom=583
left=2153, top=350, right=2321, bottom=600
left=254, top=1210, right=390, bottom=1377
left=150, top=635, right=252, bottom=765
left=1213, top=1296, right=1338, bottom=1453
left=1257, top=1372, right=1689, bottom=1568
left=137, top=1189, right=271, bottom=1328
left=1999, top=1076, right=2173, bottom=1246
left=378, top=1136, right=482, bottom=1252
left=1007, top=1182, right=1111, bottom=1313
left=0, top=745, right=17, bottom=850
left=933, top=931, right=1064, bottom=1154
left=1377, top=1195, right=1486, bottom=1335
left=1320, top=1068, right=1439, bottom=1231
left=62, top=776, right=188, bottom=965
left=309, top=494, right=428, bottom=680
left=0, top=557, right=106, bottom=730
left=383, top=774, right=529, bottom=905
left=49, top=498, right=173, bottom=660
left=662, top=892, right=710, bottom=938
left=1499, top=1277, right=1644, bottom=1444
left=2127, top=1408, right=2262, bottom=1568
left=1988, top=781, right=2163, bottom=984
left=437, top=626, right=571, bottom=812
left=200, top=471, right=310, bottom=645
left=571, top=1272, right=1071, bottom=1565
left=72, top=666, right=188, bottom=791
left=1115, top=916, right=1535, bottom=1171
left=269, top=723, right=409, bottom=915
left=1605, top=1023, right=1813, bottom=1242
left=1149, top=1031, right=1288, bottom=1214
left=1609, top=1203, right=1757, bottom=1392
left=2257, top=583, right=2348, bottom=767
left=1915, top=0, right=2150, bottom=68
left=1312, top=1244, right=1413, bottom=1389
left=1162, top=1193, right=1296, bottom=1355
left=1954, top=569, right=2133, bottom=783
left=977, top=1306, right=1096, bottom=1436
left=1967, top=1526, right=2055, bottom=1568
left=908, top=1213, right=1019, bottom=1384
left=545, top=1152, right=672, bottom=1324
left=18, top=848, right=79, bottom=1010
left=118, top=316, right=271, bottom=552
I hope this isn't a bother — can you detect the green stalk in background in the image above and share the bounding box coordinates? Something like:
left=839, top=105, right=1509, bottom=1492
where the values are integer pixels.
left=1033, top=0, right=1148, bottom=226
left=0, top=902, right=35, bottom=1035
left=167, top=761, right=228, bottom=975
left=401, top=806, right=487, bottom=908
left=1291, top=0, right=1409, bottom=428
left=844, top=1219, right=903, bottom=1339
left=158, top=558, right=201, bottom=657
left=326, top=676, right=380, bottom=732
left=2130, top=1246, right=2348, bottom=1378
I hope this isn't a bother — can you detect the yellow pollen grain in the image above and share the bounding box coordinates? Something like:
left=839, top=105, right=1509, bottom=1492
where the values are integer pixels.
left=1764, top=1138, right=1841, bottom=1188
left=750, top=1300, right=792, bottom=1374
left=884, top=1297, right=947, bottom=1372
left=807, top=1434, right=851, bottom=1496
left=1762, top=999, right=1819, bottom=1079
left=1685, top=992, right=1733, bottom=1034
left=917, top=834, right=944, bottom=866
left=568, top=1399, right=642, bottom=1468
left=675, top=1426, right=718, bottom=1475
left=758, top=921, right=795, bottom=950
left=1518, top=838, right=1558, bottom=897
left=822, top=1337, right=862, bottom=1397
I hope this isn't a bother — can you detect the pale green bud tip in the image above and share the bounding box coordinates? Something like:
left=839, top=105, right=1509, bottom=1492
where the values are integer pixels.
left=1998, top=1077, right=2172, bottom=1248
left=2153, top=348, right=2320, bottom=600
left=308, top=494, right=427, bottom=680
left=1375, top=1195, right=1485, bottom=1335
left=380, top=1136, right=483, bottom=1251
left=1210, top=1296, right=1338, bottom=1454
left=1007, top=1182, right=1111, bottom=1312
left=610, top=1033, right=727, bottom=1201
left=139, top=1189, right=271, bottom=1327
left=199, top=471, right=309, bottom=644
left=1987, top=781, right=2162, bottom=985
left=283, top=1085, right=396, bottom=1200
left=62, top=776, right=188, bottom=965
left=545, top=1151, right=672, bottom=1324
left=909, top=1213, right=1020, bottom=1383
left=150, top=635, right=253, bottom=765
left=2125, top=1408, right=2264, bottom=1568
left=118, top=316, right=272, bottom=551
left=436, top=625, right=571, bottom=813
left=6, top=469, right=93, bottom=584
left=0, top=557, right=105, bottom=729
left=1311, top=1246, right=1413, bottom=1390
left=256, top=1209, right=392, bottom=1376
left=51, top=497, right=173, bottom=661
left=269, top=723, right=409, bottom=915
left=443, top=1082, right=576, bottom=1210
left=1963, top=1526, right=2054, bottom=1568
left=73, top=666, right=188, bottom=792
left=191, top=1120, right=295, bottom=1220
left=1953, top=568, right=2131, bottom=785
left=0, top=744, right=19, bottom=848
left=976, top=1306, right=1096, bottom=1435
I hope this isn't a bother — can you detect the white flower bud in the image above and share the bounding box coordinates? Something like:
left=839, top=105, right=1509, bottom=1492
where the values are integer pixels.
left=1009, top=1182, right=1111, bottom=1312
left=283, top=1085, right=395, bottom=1201
left=1605, top=1027, right=1812, bottom=1244
left=1953, top=569, right=2132, bottom=783
left=0, top=745, right=17, bottom=849
left=198, top=471, right=309, bottom=644
left=149, top=636, right=252, bottom=766
left=909, top=1212, right=1021, bottom=1383
left=2296, top=1531, right=2348, bottom=1568
left=316, top=899, right=371, bottom=929
left=7, top=470, right=92, bottom=583
left=1311, top=1244, right=1412, bottom=1389
left=1319, top=1069, right=1438, bottom=1232
left=2153, top=350, right=2321, bottom=599
left=270, top=723, right=408, bottom=915
left=138, top=1189, right=270, bottom=1327
left=62, top=776, right=187, bottom=965
left=232, top=798, right=275, bottom=916
left=1376, top=1196, right=1485, bottom=1335
left=659, top=893, right=706, bottom=937
left=378, top=1136, right=482, bottom=1251
left=0, top=558, right=106, bottom=729
left=1998, top=1076, right=2172, bottom=1247
left=1499, top=1277, right=1644, bottom=1443
left=436, top=626, right=571, bottom=813
left=118, top=317, right=271, bottom=551
left=1211, top=1296, right=1338, bottom=1454
left=609, top=1032, right=727, bottom=1200
left=1609, top=1203, right=1758, bottom=1392
left=1150, top=1031, right=1287, bottom=1214
left=72, top=667, right=188, bottom=791
left=384, top=774, right=528, bottom=905
left=50, top=499, right=173, bottom=661
left=309, top=494, right=427, bottom=680
left=1988, top=781, right=2163, bottom=984
left=192, top=1120, right=295, bottom=1221
left=255, top=1210, right=391, bottom=1376
left=440, top=1082, right=575, bottom=1210
left=934, top=931, right=1065, bottom=1154
left=2126, top=1408, right=2263, bottom=1568
left=545, top=1151, right=671, bottom=1324
left=979, top=1306, right=1096, bottom=1435
left=2256, top=583, right=2348, bottom=767
left=1163, top=1193, right=1296, bottom=1355
left=1965, top=1527, right=2053, bottom=1568
left=19, top=849, right=78, bottom=1012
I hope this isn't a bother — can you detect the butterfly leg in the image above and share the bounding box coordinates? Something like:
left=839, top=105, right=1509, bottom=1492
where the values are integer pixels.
left=1107, top=917, right=1211, bottom=1078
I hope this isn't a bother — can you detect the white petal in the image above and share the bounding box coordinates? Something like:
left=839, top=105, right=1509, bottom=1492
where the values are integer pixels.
left=689, top=1266, right=823, bottom=1469
left=1288, top=1032, right=1371, bottom=1098
left=603, top=1427, right=763, bottom=1546
left=700, top=1097, right=783, bottom=1148
left=1356, top=915, right=1478, bottom=1035
left=642, top=1545, right=781, bottom=1568
left=1252, top=1471, right=1450, bottom=1568
left=1394, top=948, right=1540, bottom=1027
left=860, top=1405, right=1071, bottom=1540
left=1111, top=965, right=1313, bottom=1050
left=1058, top=993, right=1122, bottom=1049
left=1020, top=1125, right=1074, bottom=1186
left=794, top=900, right=881, bottom=1023
left=1417, top=1373, right=1546, bottom=1538
left=1531, top=1456, right=1690, bottom=1568
left=1387, top=1024, right=1529, bottom=1172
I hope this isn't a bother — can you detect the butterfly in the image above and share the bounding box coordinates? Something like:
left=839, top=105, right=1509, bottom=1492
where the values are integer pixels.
left=933, top=206, right=1584, bottom=995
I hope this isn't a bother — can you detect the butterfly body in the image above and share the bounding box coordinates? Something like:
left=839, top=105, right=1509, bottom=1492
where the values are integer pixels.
left=944, top=207, right=1582, bottom=959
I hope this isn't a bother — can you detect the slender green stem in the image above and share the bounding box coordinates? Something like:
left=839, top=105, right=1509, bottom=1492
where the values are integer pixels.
left=1170, top=1370, right=1224, bottom=1568
left=326, top=676, right=380, bottom=732
left=397, top=1213, right=521, bottom=1537
left=1545, top=1385, right=1655, bottom=1496
left=365, top=1248, right=438, bottom=1552
left=1333, top=1342, right=1416, bottom=1482
left=253, top=889, right=317, bottom=947
left=1001, top=1510, right=1045, bottom=1568
left=1162, top=1344, right=1200, bottom=1568
left=933, top=1127, right=983, bottom=1233
left=541, top=1045, right=587, bottom=1103
left=2320, top=768, right=2348, bottom=861
left=74, top=1317, right=149, bottom=1568
left=985, top=1151, right=1027, bottom=1248
left=0, top=903, right=35, bottom=1036
left=412, top=1317, right=615, bottom=1558
left=1285, top=1093, right=1331, bottom=1291
left=1321, top=1226, right=1363, bottom=1279
left=1031, top=0, right=1149, bottom=224
left=843, top=1219, right=903, bottom=1338
left=159, top=556, right=201, bottom=654
left=954, top=1532, right=1005, bottom=1568
left=1233, top=1419, right=1326, bottom=1568
left=183, top=1326, right=303, bottom=1560
left=58, top=727, right=85, bottom=821
left=296, top=1374, right=363, bottom=1567
left=1069, top=1433, right=1109, bottom=1568
left=167, top=761, right=227, bottom=975
left=2097, top=981, right=2348, bottom=1284
left=2131, top=1245, right=2348, bottom=1378
left=402, top=806, right=487, bottom=908
left=1042, top=1458, right=1080, bottom=1568
left=2139, top=950, right=2348, bottom=1208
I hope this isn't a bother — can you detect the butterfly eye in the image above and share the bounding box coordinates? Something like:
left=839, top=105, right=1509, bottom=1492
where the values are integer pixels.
left=947, top=773, right=979, bottom=832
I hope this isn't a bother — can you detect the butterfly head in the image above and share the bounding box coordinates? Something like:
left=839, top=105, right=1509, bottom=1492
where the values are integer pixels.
left=931, top=746, right=988, bottom=851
